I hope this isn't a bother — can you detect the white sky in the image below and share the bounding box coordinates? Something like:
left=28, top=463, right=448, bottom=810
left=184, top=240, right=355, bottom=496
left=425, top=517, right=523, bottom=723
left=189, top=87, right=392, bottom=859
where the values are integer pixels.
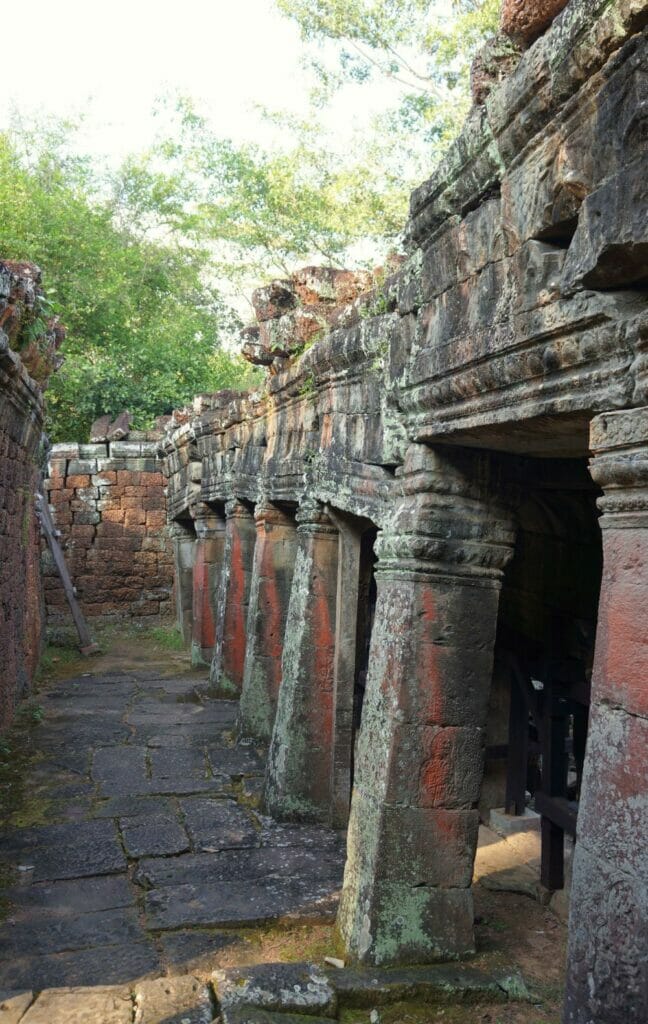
left=1, top=0, right=398, bottom=160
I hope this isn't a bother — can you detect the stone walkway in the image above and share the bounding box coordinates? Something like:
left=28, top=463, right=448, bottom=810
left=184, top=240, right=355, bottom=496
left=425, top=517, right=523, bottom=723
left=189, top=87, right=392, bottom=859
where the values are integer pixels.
left=0, top=668, right=345, bottom=992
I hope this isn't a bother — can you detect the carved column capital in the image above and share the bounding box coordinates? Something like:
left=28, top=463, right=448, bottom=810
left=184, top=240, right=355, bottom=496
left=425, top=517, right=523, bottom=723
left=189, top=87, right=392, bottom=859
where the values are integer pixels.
left=376, top=444, right=515, bottom=583
left=295, top=497, right=337, bottom=535
left=254, top=502, right=295, bottom=529
left=191, top=502, right=226, bottom=540
left=168, top=519, right=193, bottom=540
left=224, top=498, right=254, bottom=521
left=590, top=408, right=648, bottom=527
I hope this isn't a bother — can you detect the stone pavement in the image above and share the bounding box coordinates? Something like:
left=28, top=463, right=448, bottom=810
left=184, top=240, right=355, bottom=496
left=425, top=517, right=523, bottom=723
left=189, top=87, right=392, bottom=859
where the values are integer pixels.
left=0, top=668, right=346, bottom=994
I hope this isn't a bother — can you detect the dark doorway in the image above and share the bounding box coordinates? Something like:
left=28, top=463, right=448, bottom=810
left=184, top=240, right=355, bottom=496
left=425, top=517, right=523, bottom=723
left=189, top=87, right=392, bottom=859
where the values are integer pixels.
left=484, top=457, right=602, bottom=889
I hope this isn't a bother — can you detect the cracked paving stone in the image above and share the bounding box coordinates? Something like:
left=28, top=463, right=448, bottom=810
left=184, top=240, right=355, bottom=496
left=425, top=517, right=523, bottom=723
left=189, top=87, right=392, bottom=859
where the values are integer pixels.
left=181, top=798, right=259, bottom=852
left=0, top=941, right=160, bottom=991
left=143, top=875, right=339, bottom=930
left=213, top=962, right=337, bottom=1017
left=134, top=846, right=345, bottom=890
left=19, top=985, right=133, bottom=1024
left=0, top=906, right=143, bottom=959
left=159, top=930, right=243, bottom=974
left=120, top=813, right=190, bottom=858
left=207, top=746, right=265, bottom=777
left=4, top=874, right=134, bottom=915
left=134, top=975, right=214, bottom=1024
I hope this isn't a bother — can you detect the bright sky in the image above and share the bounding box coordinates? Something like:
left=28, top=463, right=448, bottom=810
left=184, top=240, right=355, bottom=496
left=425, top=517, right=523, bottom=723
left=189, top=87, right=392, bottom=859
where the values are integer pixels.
left=1, top=0, right=396, bottom=161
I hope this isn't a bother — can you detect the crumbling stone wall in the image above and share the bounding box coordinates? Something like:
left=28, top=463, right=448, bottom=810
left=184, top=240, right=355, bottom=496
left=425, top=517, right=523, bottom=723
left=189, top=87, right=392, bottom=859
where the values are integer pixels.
left=162, top=2, right=647, bottom=1020
left=0, top=260, right=63, bottom=730
left=44, top=438, right=173, bottom=623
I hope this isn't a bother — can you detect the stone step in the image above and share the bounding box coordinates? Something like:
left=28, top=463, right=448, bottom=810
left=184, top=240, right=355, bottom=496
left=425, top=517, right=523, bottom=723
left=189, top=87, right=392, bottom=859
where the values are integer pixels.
left=1, top=962, right=530, bottom=1022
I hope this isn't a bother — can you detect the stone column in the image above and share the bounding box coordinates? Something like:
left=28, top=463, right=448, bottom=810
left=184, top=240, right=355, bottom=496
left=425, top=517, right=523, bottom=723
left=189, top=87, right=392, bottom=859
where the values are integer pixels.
left=238, top=503, right=298, bottom=742
left=209, top=499, right=256, bottom=697
left=327, top=511, right=364, bottom=828
left=190, top=504, right=226, bottom=668
left=564, top=409, right=648, bottom=1024
left=169, top=520, right=196, bottom=643
left=264, top=499, right=339, bottom=822
left=338, top=444, right=514, bottom=966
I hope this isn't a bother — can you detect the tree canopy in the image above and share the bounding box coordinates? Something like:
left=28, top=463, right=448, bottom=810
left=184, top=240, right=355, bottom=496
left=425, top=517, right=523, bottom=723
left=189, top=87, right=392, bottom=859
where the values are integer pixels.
left=0, top=118, right=257, bottom=442
left=0, top=1, right=499, bottom=442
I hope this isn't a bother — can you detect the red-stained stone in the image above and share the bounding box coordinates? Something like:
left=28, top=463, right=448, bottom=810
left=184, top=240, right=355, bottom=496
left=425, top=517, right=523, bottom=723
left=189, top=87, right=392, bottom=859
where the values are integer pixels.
left=501, top=0, right=568, bottom=44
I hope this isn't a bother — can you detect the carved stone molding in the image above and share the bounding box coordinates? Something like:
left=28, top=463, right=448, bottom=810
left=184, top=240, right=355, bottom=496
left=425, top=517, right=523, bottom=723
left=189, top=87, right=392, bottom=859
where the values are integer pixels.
left=590, top=408, right=648, bottom=526
left=254, top=502, right=295, bottom=529
left=224, top=498, right=254, bottom=521
left=295, top=497, right=338, bottom=535
left=375, top=444, right=515, bottom=582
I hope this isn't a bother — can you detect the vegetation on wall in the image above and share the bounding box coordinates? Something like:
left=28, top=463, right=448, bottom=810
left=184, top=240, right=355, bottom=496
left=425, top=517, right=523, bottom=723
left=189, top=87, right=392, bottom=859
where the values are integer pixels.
left=0, top=1, right=498, bottom=441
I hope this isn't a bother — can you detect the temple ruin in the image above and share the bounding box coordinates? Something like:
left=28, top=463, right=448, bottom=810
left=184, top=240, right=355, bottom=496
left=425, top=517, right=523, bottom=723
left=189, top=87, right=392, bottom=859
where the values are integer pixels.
left=0, top=1, right=646, bottom=1022
left=162, top=1, right=648, bottom=1019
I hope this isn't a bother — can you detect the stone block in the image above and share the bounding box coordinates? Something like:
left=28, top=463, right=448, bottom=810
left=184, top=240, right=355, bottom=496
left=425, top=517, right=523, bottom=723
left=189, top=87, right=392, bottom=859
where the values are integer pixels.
left=501, top=0, right=568, bottom=44
left=489, top=807, right=540, bottom=836
left=133, top=976, right=214, bottom=1024
left=79, top=443, right=108, bottom=458
left=213, top=962, right=337, bottom=1018
left=20, top=987, right=133, bottom=1024
left=0, top=991, right=33, bottom=1023
left=68, top=459, right=98, bottom=475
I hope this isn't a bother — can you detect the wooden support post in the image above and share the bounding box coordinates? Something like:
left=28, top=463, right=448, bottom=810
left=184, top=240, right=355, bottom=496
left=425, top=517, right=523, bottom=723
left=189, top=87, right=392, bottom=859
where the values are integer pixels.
left=37, top=492, right=99, bottom=656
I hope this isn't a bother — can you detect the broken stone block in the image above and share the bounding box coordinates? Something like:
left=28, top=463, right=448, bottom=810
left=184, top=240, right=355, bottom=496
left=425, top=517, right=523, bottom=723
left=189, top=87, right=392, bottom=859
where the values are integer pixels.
left=212, top=963, right=337, bottom=1018
left=501, top=0, right=568, bottom=44
left=20, top=986, right=133, bottom=1024
left=251, top=280, right=296, bottom=322
left=133, top=976, right=214, bottom=1024
left=0, top=990, right=33, bottom=1023
left=90, top=414, right=112, bottom=442
left=106, top=410, right=131, bottom=440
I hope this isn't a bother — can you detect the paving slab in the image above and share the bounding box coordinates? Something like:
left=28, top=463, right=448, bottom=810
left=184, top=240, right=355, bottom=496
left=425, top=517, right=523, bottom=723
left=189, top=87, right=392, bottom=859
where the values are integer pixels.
left=120, top=813, right=190, bottom=858
left=0, top=906, right=143, bottom=959
left=4, top=874, right=134, bottom=916
left=93, top=795, right=174, bottom=819
left=134, top=846, right=344, bottom=890
left=92, top=745, right=148, bottom=784
left=0, top=942, right=160, bottom=990
left=181, top=798, right=260, bottom=852
left=159, top=930, right=243, bottom=974
left=207, top=746, right=265, bottom=777
left=144, top=876, right=339, bottom=930
left=28, top=824, right=127, bottom=882
left=20, top=985, right=133, bottom=1024
left=134, top=975, right=214, bottom=1023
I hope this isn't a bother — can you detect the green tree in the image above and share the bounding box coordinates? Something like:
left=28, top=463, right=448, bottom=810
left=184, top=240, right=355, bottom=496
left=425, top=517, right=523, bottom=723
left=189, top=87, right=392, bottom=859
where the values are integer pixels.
left=0, top=118, right=258, bottom=442
left=276, top=0, right=501, bottom=147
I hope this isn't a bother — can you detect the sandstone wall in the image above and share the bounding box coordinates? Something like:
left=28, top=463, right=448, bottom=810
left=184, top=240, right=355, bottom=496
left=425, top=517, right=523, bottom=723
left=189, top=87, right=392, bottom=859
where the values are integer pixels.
left=44, top=440, right=173, bottom=623
left=160, top=1, right=648, bottom=1015
left=0, top=261, right=62, bottom=730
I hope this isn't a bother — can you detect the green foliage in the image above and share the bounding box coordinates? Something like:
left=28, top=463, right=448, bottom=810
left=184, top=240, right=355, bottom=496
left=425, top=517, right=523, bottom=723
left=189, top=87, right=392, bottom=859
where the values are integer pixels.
left=276, top=0, right=500, bottom=153
left=143, top=100, right=409, bottom=281
left=0, top=118, right=260, bottom=442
